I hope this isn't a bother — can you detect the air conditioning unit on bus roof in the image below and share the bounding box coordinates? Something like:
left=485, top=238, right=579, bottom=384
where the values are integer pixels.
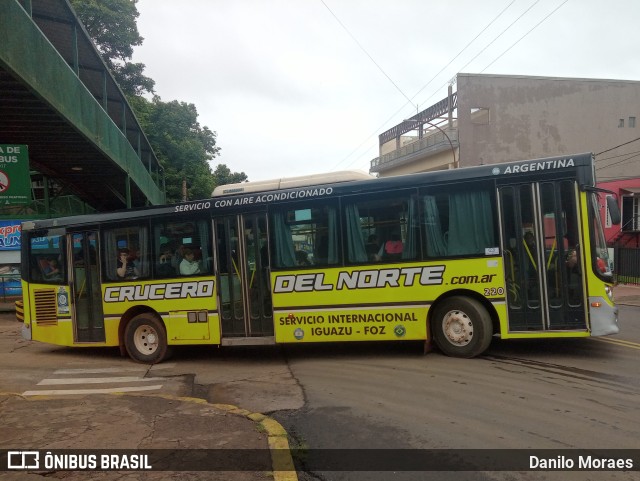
left=211, top=170, right=374, bottom=197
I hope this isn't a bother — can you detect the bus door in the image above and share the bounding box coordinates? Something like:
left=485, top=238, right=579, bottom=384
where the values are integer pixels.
left=214, top=214, right=273, bottom=340
left=498, top=181, right=586, bottom=332
left=70, top=231, right=105, bottom=342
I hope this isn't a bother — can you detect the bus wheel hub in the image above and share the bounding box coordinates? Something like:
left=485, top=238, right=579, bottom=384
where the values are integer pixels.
left=443, top=310, right=473, bottom=345
left=134, top=325, right=158, bottom=353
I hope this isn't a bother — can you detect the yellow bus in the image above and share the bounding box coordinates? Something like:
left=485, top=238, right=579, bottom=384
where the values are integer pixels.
left=20, top=153, right=620, bottom=363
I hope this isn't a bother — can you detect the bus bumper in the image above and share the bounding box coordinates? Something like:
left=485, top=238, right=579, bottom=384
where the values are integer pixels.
left=22, top=322, right=31, bottom=341
left=589, top=296, right=619, bottom=336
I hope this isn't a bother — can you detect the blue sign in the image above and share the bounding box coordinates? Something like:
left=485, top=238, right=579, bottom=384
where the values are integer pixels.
left=0, top=221, right=21, bottom=251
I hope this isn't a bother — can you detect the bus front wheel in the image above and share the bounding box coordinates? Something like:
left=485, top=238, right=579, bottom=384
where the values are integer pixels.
left=124, top=314, right=169, bottom=364
left=431, top=296, right=493, bottom=358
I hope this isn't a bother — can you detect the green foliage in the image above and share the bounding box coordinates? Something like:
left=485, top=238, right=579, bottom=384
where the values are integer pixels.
left=71, top=0, right=248, bottom=204
left=70, top=0, right=154, bottom=96
left=135, top=96, right=221, bottom=202
left=213, top=164, right=248, bottom=186
left=115, top=61, right=155, bottom=96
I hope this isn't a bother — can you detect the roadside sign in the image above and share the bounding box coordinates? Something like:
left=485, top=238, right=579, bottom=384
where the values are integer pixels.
left=0, top=144, right=30, bottom=205
left=0, top=221, right=21, bottom=250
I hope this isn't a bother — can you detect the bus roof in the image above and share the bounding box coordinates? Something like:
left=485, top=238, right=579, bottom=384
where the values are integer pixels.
left=211, top=170, right=375, bottom=196
left=22, top=152, right=594, bottom=232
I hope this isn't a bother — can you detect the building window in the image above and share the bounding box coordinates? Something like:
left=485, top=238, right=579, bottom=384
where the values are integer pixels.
left=619, top=119, right=625, bottom=128
left=471, top=107, right=490, bottom=125
left=621, top=196, right=640, bottom=231
left=630, top=117, right=636, bottom=128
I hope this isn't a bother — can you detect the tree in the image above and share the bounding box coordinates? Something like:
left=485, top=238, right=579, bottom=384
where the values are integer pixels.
left=70, top=0, right=154, bottom=96
left=212, top=164, right=248, bottom=186
left=71, top=0, right=248, bottom=202
left=136, top=97, right=222, bottom=202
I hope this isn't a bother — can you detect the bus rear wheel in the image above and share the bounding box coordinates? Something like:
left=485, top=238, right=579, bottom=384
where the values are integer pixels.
left=431, top=296, right=493, bottom=358
left=124, top=314, right=169, bottom=364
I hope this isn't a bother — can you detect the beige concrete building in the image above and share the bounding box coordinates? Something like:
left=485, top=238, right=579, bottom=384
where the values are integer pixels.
left=370, top=73, right=640, bottom=181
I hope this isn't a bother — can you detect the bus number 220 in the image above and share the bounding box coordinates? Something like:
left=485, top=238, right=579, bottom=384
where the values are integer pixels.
left=484, top=287, right=505, bottom=296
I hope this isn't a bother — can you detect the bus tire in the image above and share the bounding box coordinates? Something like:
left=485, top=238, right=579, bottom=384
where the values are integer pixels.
left=431, top=296, right=493, bottom=358
left=124, top=314, right=170, bottom=364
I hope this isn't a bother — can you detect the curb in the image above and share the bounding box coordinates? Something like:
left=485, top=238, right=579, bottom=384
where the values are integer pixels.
left=146, top=394, right=298, bottom=481
left=0, top=391, right=298, bottom=481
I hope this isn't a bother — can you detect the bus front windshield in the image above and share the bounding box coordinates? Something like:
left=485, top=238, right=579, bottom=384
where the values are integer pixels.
left=591, top=193, right=612, bottom=280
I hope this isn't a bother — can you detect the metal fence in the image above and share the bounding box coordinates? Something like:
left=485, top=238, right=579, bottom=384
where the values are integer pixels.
left=614, top=247, right=640, bottom=285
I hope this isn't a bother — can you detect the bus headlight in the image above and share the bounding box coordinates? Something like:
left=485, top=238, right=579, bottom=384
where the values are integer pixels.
left=605, top=285, right=614, bottom=303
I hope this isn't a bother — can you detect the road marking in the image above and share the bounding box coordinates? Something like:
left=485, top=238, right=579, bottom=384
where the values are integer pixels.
left=22, top=365, right=172, bottom=396
left=53, top=364, right=176, bottom=375
left=22, top=385, right=163, bottom=396
left=593, top=337, right=640, bottom=350
left=38, top=376, right=165, bottom=386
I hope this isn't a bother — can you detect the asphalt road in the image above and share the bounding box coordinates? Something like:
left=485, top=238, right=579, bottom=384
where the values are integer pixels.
left=273, top=305, right=640, bottom=481
left=2, top=305, right=639, bottom=481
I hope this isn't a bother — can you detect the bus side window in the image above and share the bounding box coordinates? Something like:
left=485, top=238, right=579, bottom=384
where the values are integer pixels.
left=270, top=203, right=339, bottom=268
left=29, top=234, right=65, bottom=284
left=103, top=225, right=150, bottom=281
left=343, top=191, right=418, bottom=263
left=421, top=186, right=496, bottom=258
left=151, top=219, right=212, bottom=278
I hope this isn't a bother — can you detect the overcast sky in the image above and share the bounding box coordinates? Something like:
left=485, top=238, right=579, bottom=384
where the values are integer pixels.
left=133, top=0, right=640, bottom=182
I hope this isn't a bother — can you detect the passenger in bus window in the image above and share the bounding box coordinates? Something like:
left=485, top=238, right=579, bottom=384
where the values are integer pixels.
left=295, top=250, right=311, bottom=266
left=157, top=246, right=176, bottom=277
left=382, top=233, right=403, bottom=260
left=180, top=247, right=201, bottom=275
left=523, top=232, right=536, bottom=256
left=42, top=258, right=61, bottom=280
left=171, top=243, right=185, bottom=269
left=159, top=246, right=172, bottom=264
left=47, top=259, right=60, bottom=278
left=566, top=247, right=582, bottom=302
left=366, top=234, right=381, bottom=261
left=116, top=248, right=138, bottom=279
left=566, top=248, right=580, bottom=273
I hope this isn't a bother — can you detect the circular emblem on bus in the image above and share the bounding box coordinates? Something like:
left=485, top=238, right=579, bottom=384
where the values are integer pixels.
left=293, top=328, right=304, bottom=340
left=393, top=325, right=406, bottom=338
left=57, top=292, right=68, bottom=306
left=491, top=167, right=501, bottom=175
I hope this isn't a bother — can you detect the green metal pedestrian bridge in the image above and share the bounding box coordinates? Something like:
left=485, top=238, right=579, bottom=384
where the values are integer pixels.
left=0, top=0, right=165, bottom=216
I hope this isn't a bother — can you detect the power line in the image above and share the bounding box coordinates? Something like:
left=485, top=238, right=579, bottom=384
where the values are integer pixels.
left=481, top=0, right=569, bottom=72
left=596, top=149, right=640, bottom=163
left=329, top=101, right=410, bottom=171
left=454, top=0, right=541, bottom=76
left=595, top=152, right=640, bottom=171
left=412, top=0, right=565, bottom=113
left=408, top=0, right=517, bottom=106
left=330, top=1, right=520, bottom=171
left=596, top=136, right=640, bottom=156
left=319, top=0, right=415, bottom=107
left=331, top=0, right=564, bottom=172
left=597, top=174, right=640, bottom=181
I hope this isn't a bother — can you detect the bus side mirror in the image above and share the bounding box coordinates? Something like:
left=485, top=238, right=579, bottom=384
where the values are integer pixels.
left=606, top=195, right=621, bottom=225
